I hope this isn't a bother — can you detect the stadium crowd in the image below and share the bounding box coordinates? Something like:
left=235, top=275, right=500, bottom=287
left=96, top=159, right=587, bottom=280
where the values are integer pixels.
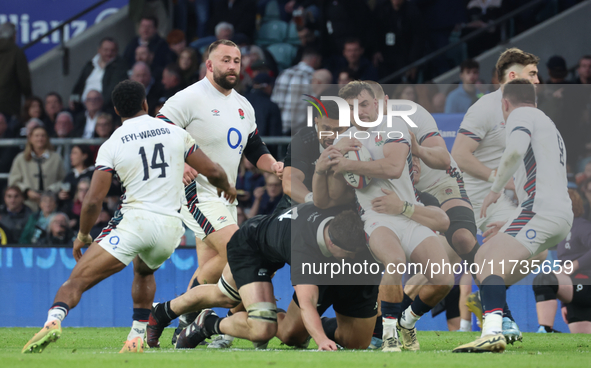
left=1, top=1, right=591, bottom=346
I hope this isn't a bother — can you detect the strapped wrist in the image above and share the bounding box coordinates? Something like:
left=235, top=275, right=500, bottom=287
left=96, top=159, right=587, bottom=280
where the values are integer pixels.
left=401, top=201, right=415, bottom=218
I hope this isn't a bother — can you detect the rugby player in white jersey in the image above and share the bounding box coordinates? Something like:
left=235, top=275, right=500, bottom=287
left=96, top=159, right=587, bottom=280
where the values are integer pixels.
left=451, top=48, right=540, bottom=342
left=454, top=79, right=573, bottom=353
left=21, top=80, right=236, bottom=354
left=154, top=39, right=283, bottom=347
left=318, top=81, right=453, bottom=352
left=367, top=81, right=479, bottom=335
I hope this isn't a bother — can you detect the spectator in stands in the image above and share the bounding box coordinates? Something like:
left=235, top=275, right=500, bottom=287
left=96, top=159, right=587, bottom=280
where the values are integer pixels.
left=160, top=63, right=184, bottom=102
left=582, top=178, right=591, bottom=222
left=373, top=0, right=424, bottom=82
left=94, top=113, right=115, bottom=138
left=53, top=112, right=75, bottom=138
left=166, top=29, right=186, bottom=61
left=320, top=0, right=373, bottom=58
left=331, top=38, right=378, bottom=83
left=134, top=44, right=160, bottom=78
left=0, top=113, right=19, bottom=176
left=393, top=84, right=418, bottom=102
left=461, top=0, right=508, bottom=58
left=444, top=59, right=481, bottom=113
left=236, top=156, right=266, bottom=207
left=190, top=22, right=235, bottom=55
left=293, top=26, right=321, bottom=65
left=573, top=55, right=591, bottom=84
left=58, top=145, right=94, bottom=205
left=431, top=92, right=447, bottom=113
left=19, top=191, right=57, bottom=244
left=177, top=48, right=201, bottom=86
left=0, top=186, right=33, bottom=244
left=71, top=37, right=127, bottom=113
left=124, top=16, right=173, bottom=71
left=311, top=69, right=333, bottom=97
left=0, top=22, right=32, bottom=119
left=44, top=92, right=64, bottom=133
left=129, top=61, right=163, bottom=116
left=73, top=90, right=105, bottom=138
left=19, top=97, right=50, bottom=137
left=245, top=73, right=282, bottom=156
left=337, top=68, right=356, bottom=87
left=249, top=174, right=283, bottom=216
left=207, top=0, right=257, bottom=40
left=546, top=55, right=570, bottom=84
left=128, top=0, right=172, bottom=38
left=272, top=47, right=322, bottom=135
left=8, top=126, right=65, bottom=212
left=62, top=178, right=90, bottom=231
left=37, top=212, right=72, bottom=246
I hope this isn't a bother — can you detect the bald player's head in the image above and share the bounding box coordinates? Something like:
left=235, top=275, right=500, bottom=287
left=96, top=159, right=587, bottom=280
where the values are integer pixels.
left=206, top=39, right=241, bottom=91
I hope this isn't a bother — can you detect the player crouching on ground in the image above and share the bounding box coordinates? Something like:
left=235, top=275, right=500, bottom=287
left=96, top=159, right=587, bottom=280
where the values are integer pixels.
left=454, top=79, right=573, bottom=353
left=147, top=203, right=376, bottom=350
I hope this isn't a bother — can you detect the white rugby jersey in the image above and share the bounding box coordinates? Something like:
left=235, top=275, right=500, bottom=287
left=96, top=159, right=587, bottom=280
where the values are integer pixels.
left=335, top=117, right=419, bottom=218
left=95, top=115, right=198, bottom=218
left=457, top=88, right=505, bottom=205
left=502, top=107, right=571, bottom=219
left=157, top=77, right=257, bottom=204
left=405, top=103, right=462, bottom=193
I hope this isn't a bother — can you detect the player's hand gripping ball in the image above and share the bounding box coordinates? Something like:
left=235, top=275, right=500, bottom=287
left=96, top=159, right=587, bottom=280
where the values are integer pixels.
left=342, top=145, right=373, bottom=189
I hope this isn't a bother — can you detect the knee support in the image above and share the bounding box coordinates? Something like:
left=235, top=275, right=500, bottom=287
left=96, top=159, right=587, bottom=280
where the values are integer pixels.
left=444, top=206, right=478, bottom=249
left=217, top=274, right=241, bottom=302
left=246, top=302, right=278, bottom=323
left=532, top=272, right=559, bottom=302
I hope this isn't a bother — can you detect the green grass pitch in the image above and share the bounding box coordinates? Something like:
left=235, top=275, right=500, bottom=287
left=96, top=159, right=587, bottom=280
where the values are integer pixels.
left=2, top=328, right=590, bottom=368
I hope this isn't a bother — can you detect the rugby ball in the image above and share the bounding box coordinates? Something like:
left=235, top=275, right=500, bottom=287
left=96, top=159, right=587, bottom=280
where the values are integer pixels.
left=342, top=145, right=373, bottom=189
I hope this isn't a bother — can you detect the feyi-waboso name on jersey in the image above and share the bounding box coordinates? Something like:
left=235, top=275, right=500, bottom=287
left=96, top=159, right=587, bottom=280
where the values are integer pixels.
left=120, top=128, right=171, bottom=144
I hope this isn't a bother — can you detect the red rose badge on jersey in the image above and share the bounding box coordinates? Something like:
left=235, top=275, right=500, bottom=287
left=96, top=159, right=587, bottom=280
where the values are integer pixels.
left=238, top=108, right=245, bottom=120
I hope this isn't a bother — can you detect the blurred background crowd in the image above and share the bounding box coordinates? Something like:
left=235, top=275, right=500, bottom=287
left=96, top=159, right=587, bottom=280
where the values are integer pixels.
left=1, top=0, right=591, bottom=248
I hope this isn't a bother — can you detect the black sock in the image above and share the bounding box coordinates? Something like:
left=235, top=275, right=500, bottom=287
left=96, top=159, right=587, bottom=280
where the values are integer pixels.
left=542, top=325, right=553, bottom=332
left=133, top=308, right=150, bottom=322
left=373, top=315, right=383, bottom=337
left=155, top=301, right=179, bottom=324
left=399, top=293, right=414, bottom=319
left=321, top=317, right=338, bottom=341
left=381, top=301, right=401, bottom=319
left=51, top=302, right=70, bottom=313
left=480, top=275, right=506, bottom=317
left=502, top=302, right=514, bottom=321
left=203, top=314, right=222, bottom=337
left=191, top=278, right=200, bottom=289
left=410, top=295, right=432, bottom=317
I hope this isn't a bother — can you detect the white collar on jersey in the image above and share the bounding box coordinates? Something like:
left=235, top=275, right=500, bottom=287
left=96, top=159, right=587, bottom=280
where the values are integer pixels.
left=316, top=216, right=334, bottom=258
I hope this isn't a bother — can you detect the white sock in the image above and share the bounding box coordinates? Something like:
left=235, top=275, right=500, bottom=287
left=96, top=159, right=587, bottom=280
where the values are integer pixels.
left=399, top=306, right=420, bottom=329
left=481, top=314, right=503, bottom=337
left=382, top=317, right=398, bottom=340
left=459, top=319, right=471, bottom=332
left=46, top=307, right=67, bottom=324
left=127, top=320, right=148, bottom=341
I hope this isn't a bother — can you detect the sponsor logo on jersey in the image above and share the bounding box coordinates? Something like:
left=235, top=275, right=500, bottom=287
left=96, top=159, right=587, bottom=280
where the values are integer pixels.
left=526, top=229, right=537, bottom=239
left=212, top=109, right=220, bottom=116
left=218, top=216, right=227, bottom=223
left=258, top=268, right=268, bottom=276
left=238, top=108, right=245, bottom=120
left=109, top=236, right=120, bottom=245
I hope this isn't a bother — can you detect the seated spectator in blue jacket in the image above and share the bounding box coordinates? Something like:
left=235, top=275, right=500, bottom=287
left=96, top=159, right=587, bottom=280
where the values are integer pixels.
left=0, top=186, right=33, bottom=243
left=249, top=174, right=283, bottom=216
left=19, top=191, right=57, bottom=244
left=330, top=38, right=378, bottom=83
left=445, top=59, right=481, bottom=114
